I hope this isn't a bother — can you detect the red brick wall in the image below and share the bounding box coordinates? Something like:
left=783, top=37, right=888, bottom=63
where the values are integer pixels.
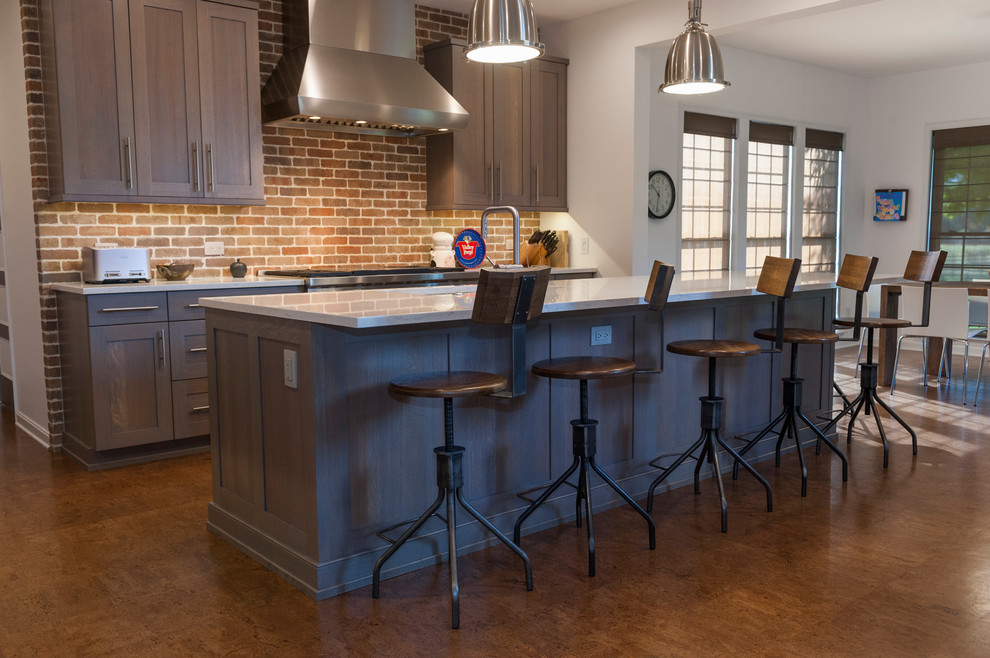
left=20, top=2, right=541, bottom=442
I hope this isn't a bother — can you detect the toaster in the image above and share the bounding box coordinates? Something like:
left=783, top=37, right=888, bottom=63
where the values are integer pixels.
left=82, top=246, right=151, bottom=283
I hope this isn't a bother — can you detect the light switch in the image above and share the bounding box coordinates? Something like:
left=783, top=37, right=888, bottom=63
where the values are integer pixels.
left=283, top=349, right=298, bottom=389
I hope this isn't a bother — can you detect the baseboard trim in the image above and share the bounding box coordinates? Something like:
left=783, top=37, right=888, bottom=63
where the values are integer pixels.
left=15, top=410, right=52, bottom=449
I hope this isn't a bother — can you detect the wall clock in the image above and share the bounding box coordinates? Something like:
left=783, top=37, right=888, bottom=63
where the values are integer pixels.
left=648, top=170, right=675, bottom=219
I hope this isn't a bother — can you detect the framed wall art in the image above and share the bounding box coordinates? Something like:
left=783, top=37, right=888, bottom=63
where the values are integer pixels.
left=874, top=189, right=908, bottom=222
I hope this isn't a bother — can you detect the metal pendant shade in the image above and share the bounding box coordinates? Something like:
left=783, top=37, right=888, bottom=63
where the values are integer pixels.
left=659, top=0, right=729, bottom=95
left=466, top=0, right=545, bottom=63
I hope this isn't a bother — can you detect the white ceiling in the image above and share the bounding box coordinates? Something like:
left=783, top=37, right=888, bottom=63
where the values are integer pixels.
left=427, top=0, right=990, bottom=78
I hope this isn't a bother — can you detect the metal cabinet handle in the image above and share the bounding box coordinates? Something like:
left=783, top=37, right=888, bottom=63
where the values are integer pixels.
left=157, top=329, right=165, bottom=366
left=192, top=142, right=200, bottom=192
left=99, top=305, right=159, bottom=313
left=206, top=143, right=215, bottom=192
left=497, top=162, right=502, bottom=201
left=488, top=163, right=494, bottom=203
left=187, top=347, right=207, bottom=353
left=535, top=165, right=540, bottom=204
left=184, top=303, right=202, bottom=309
left=191, top=405, right=210, bottom=412
left=123, top=138, right=133, bottom=190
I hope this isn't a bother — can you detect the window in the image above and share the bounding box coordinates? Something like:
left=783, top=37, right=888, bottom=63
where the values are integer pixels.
left=929, top=125, right=990, bottom=282
left=802, top=129, right=843, bottom=274
left=746, top=122, right=793, bottom=273
left=681, top=112, right=736, bottom=277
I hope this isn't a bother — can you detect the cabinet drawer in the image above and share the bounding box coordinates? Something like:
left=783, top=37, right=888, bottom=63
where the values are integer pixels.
left=87, top=293, right=168, bottom=326
left=172, top=378, right=210, bottom=439
left=168, top=286, right=303, bottom=321
left=169, top=320, right=206, bottom=380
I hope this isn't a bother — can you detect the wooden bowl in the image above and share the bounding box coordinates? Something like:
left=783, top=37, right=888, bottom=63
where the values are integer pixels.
left=156, top=263, right=196, bottom=281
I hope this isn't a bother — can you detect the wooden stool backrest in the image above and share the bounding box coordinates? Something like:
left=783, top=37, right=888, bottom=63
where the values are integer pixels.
left=836, top=254, right=879, bottom=292
left=835, top=254, right=879, bottom=341
left=755, top=256, right=801, bottom=352
left=472, top=266, right=551, bottom=325
left=903, top=250, right=946, bottom=283
left=645, top=261, right=675, bottom=312
left=901, top=250, right=946, bottom=328
left=756, top=256, right=801, bottom=299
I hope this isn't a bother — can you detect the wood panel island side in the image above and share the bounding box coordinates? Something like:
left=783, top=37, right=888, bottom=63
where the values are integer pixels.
left=200, top=273, right=838, bottom=599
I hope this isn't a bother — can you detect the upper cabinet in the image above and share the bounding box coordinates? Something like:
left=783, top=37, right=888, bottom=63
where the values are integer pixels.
left=424, top=39, right=567, bottom=212
left=40, top=0, right=264, bottom=205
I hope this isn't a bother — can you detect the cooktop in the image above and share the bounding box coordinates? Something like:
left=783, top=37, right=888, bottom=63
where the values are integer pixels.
left=263, top=267, right=465, bottom=277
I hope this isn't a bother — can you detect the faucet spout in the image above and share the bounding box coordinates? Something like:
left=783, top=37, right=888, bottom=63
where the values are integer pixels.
left=480, top=205, right=521, bottom=265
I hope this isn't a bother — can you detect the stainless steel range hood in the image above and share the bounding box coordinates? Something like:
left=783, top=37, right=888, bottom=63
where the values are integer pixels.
left=261, top=0, right=469, bottom=137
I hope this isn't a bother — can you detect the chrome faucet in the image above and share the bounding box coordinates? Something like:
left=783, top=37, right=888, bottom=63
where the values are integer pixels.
left=480, top=205, right=521, bottom=266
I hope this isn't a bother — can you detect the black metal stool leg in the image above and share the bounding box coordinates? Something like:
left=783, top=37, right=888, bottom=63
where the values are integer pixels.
left=589, top=457, right=656, bottom=549
left=732, top=407, right=787, bottom=479
left=871, top=390, right=919, bottom=455
left=445, top=491, right=459, bottom=629
left=834, top=381, right=853, bottom=408
left=715, top=429, right=773, bottom=515
left=374, top=398, right=531, bottom=630
left=795, top=408, right=848, bottom=482
left=575, top=454, right=588, bottom=528
left=694, top=435, right=709, bottom=494
left=580, top=457, right=596, bottom=577
left=372, top=488, right=446, bottom=599
left=706, top=430, right=728, bottom=532
left=862, top=393, right=889, bottom=467
left=455, top=490, right=533, bottom=591
left=514, top=378, right=655, bottom=576
left=646, top=432, right=706, bottom=512
left=737, top=342, right=848, bottom=495
left=513, top=456, right=580, bottom=544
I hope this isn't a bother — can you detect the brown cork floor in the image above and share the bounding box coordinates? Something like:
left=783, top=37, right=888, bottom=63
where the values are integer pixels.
left=2, top=347, right=990, bottom=656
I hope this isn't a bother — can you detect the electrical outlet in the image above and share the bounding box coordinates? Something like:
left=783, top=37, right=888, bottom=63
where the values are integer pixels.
left=505, top=238, right=513, bottom=251
left=283, top=349, right=298, bottom=389
left=580, top=237, right=590, bottom=255
left=205, top=241, right=224, bottom=256
left=591, top=325, right=612, bottom=346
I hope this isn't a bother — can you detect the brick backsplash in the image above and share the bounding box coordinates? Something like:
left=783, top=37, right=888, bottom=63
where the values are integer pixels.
left=21, top=2, right=541, bottom=443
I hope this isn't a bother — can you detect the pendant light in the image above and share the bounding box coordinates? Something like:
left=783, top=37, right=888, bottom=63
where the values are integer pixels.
left=466, top=0, right=545, bottom=64
left=659, top=0, right=729, bottom=95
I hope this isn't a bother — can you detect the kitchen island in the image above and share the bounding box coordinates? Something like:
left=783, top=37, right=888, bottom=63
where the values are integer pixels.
left=201, top=272, right=839, bottom=599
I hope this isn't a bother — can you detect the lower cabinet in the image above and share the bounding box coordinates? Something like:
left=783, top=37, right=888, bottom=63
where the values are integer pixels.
left=90, top=321, right=173, bottom=449
left=56, top=284, right=302, bottom=469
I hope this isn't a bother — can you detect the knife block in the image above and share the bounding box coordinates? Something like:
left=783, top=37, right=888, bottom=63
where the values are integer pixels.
left=519, top=230, right=569, bottom=267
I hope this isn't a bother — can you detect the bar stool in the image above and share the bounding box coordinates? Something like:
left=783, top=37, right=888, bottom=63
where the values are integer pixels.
left=733, top=254, right=878, bottom=495
left=822, top=250, right=944, bottom=467
left=512, top=262, right=675, bottom=577
left=646, top=256, right=800, bottom=532
left=372, top=266, right=550, bottom=630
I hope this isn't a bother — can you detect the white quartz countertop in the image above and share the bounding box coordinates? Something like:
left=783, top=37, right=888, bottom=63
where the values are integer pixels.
left=198, top=270, right=843, bottom=329
left=50, top=276, right=306, bottom=295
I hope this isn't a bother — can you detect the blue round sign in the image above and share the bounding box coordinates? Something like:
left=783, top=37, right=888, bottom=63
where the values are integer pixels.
left=454, top=228, right=486, bottom=269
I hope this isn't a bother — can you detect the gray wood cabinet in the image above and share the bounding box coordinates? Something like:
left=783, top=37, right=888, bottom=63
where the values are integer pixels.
left=56, top=284, right=301, bottom=469
left=424, top=39, right=568, bottom=211
left=40, top=0, right=263, bottom=205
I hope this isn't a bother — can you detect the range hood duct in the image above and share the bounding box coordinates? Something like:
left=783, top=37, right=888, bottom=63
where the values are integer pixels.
left=261, top=0, right=469, bottom=137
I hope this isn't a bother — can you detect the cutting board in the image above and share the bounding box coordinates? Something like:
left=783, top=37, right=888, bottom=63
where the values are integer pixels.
left=519, top=230, right=569, bottom=267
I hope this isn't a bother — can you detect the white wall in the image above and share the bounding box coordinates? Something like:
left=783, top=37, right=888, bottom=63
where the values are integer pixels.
left=542, top=0, right=990, bottom=279
left=856, top=60, right=990, bottom=276
left=0, top=0, right=51, bottom=446
left=645, top=46, right=870, bottom=273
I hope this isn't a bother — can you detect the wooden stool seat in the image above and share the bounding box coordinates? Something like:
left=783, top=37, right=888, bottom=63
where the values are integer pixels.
left=666, top=339, right=761, bottom=359
left=531, top=356, right=635, bottom=380
left=753, top=327, right=839, bottom=345
left=388, top=371, right=507, bottom=398
left=834, top=316, right=911, bottom=330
